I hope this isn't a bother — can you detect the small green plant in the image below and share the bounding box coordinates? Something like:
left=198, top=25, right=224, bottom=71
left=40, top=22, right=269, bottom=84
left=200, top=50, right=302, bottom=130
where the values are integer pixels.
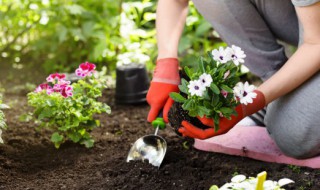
left=288, top=165, right=301, bottom=174
left=27, top=62, right=111, bottom=148
left=170, top=46, right=256, bottom=131
left=0, top=94, right=9, bottom=143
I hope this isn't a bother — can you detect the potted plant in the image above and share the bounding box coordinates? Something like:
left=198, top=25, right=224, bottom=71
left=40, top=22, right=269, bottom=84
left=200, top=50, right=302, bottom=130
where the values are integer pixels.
left=27, top=62, right=111, bottom=148
left=169, top=45, right=256, bottom=134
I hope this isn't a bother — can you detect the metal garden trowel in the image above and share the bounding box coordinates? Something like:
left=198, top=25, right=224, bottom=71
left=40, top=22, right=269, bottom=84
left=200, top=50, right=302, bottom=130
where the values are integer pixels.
left=126, top=114, right=167, bottom=168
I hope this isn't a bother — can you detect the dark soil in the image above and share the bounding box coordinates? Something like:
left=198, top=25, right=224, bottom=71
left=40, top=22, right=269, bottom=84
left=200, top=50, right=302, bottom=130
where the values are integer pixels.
left=0, top=89, right=320, bottom=190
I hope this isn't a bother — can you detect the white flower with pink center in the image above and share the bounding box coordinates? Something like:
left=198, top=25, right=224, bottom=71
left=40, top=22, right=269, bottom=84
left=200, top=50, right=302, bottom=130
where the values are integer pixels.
left=75, top=62, right=96, bottom=78
left=211, top=47, right=231, bottom=64
left=35, top=83, right=54, bottom=95
left=233, top=82, right=257, bottom=105
left=188, top=80, right=206, bottom=97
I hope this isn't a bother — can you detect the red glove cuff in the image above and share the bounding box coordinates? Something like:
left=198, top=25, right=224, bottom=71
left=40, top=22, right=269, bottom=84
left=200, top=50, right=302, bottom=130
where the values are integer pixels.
left=152, top=58, right=180, bottom=85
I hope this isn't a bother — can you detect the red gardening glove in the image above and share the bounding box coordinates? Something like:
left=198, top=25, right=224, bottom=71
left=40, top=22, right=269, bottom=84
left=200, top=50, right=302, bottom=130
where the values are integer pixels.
left=178, top=90, right=266, bottom=139
left=146, top=58, right=180, bottom=123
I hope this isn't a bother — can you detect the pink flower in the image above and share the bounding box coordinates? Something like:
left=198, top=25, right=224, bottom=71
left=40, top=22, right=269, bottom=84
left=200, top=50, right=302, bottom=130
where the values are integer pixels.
left=52, top=84, right=73, bottom=98
left=75, top=62, right=96, bottom=78
left=60, top=85, right=73, bottom=98
left=35, top=83, right=54, bottom=95
left=57, top=79, right=71, bottom=85
left=221, top=90, right=228, bottom=98
left=46, top=73, right=66, bottom=83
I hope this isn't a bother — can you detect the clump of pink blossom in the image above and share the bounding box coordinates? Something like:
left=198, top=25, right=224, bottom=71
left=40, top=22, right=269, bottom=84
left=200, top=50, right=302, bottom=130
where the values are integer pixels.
left=75, top=62, right=96, bottom=78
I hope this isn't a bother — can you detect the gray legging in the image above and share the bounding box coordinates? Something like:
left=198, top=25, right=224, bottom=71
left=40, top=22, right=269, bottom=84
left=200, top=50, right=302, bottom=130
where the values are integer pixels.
left=191, top=0, right=320, bottom=159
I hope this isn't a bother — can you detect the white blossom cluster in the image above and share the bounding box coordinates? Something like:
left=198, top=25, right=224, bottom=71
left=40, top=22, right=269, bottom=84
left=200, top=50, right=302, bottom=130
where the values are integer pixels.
left=211, top=45, right=246, bottom=65
left=210, top=174, right=294, bottom=190
left=187, top=46, right=256, bottom=105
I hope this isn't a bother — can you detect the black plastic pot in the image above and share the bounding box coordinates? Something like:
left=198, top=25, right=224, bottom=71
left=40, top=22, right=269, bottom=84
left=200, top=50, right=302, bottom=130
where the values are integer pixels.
left=115, top=64, right=150, bottom=105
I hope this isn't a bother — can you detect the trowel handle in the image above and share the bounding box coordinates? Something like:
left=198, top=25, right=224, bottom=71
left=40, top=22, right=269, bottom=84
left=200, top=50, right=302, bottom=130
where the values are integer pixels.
left=151, top=111, right=166, bottom=130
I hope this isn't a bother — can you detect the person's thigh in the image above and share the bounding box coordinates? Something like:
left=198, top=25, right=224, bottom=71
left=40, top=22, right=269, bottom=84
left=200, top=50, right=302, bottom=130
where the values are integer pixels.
left=191, top=0, right=299, bottom=80
left=250, top=0, right=299, bottom=45
left=265, top=73, right=320, bottom=159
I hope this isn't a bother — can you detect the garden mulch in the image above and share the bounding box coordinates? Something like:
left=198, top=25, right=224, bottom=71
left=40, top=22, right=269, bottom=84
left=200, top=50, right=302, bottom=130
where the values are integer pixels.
left=0, top=89, right=319, bottom=190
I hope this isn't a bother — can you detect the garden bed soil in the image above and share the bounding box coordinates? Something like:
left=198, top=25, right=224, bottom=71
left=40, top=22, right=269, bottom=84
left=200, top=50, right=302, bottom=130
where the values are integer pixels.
left=0, top=89, right=320, bottom=190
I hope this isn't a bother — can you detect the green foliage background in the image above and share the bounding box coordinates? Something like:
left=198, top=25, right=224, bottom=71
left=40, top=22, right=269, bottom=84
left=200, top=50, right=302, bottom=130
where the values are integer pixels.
left=0, top=0, right=223, bottom=76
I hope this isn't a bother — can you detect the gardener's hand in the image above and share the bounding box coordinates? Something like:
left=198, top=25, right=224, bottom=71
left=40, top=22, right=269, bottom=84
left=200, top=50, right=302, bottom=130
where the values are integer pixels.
left=178, top=90, right=266, bottom=139
left=147, top=58, right=180, bottom=123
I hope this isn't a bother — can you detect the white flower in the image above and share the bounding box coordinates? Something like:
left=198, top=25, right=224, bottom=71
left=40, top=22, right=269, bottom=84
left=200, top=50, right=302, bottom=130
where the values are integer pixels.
left=188, top=80, right=206, bottom=97
left=231, top=175, right=246, bottom=183
left=214, top=174, right=294, bottom=190
left=233, top=82, right=257, bottom=105
left=199, top=73, right=213, bottom=87
left=211, top=47, right=231, bottom=63
left=226, top=45, right=246, bottom=66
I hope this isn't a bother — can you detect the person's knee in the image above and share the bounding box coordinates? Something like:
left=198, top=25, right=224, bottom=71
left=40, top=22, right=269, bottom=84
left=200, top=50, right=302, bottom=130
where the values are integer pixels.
left=268, top=123, right=320, bottom=159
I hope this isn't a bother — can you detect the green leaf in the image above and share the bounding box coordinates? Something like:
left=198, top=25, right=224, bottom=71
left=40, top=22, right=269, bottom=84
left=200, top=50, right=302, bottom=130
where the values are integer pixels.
left=199, top=57, right=206, bottom=73
left=211, top=95, right=220, bottom=107
left=73, top=111, right=82, bottom=118
left=38, top=107, right=54, bottom=120
left=221, top=84, right=233, bottom=93
left=46, top=99, right=55, bottom=107
left=209, top=185, right=219, bottom=190
left=179, top=78, right=189, bottom=94
left=51, top=132, right=63, bottom=143
left=68, top=132, right=81, bottom=143
left=182, top=99, right=193, bottom=110
left=210, top=83, right=220, bottom=94
left=195, top=22, right=212, bottom=37
left=184, top=66, right=192, bottom=79
left=170, top=92, right=186, bottom=103
left=82, top=139, right=94, bottom=148
left=213, top=114, right=220, bottom=132
left=220, top=107, right=234, bottom=115
left=197, top=106, right=211, bottom=117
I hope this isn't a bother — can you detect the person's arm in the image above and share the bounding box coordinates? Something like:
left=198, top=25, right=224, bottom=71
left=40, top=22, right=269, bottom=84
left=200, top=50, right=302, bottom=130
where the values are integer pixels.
left=146, top=0, right=189, bottom=122
left=258, top=3, right=320, bottom=103
left=156, top=0, right=189, bottom=59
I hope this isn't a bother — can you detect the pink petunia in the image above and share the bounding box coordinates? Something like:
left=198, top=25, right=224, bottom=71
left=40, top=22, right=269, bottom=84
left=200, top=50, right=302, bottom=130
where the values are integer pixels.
left=35, top=83, right=54, bottom=95
left=75, top=62, right=96, bottom=78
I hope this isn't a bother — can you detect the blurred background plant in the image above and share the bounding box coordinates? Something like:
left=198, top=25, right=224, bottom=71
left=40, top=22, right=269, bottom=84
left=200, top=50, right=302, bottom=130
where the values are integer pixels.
left=0, top=0, right=226, bottom=86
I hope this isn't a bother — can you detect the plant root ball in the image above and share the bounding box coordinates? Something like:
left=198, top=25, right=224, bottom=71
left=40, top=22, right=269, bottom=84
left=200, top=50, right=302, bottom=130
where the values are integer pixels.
left=168, top=102, right=211, bottom=136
